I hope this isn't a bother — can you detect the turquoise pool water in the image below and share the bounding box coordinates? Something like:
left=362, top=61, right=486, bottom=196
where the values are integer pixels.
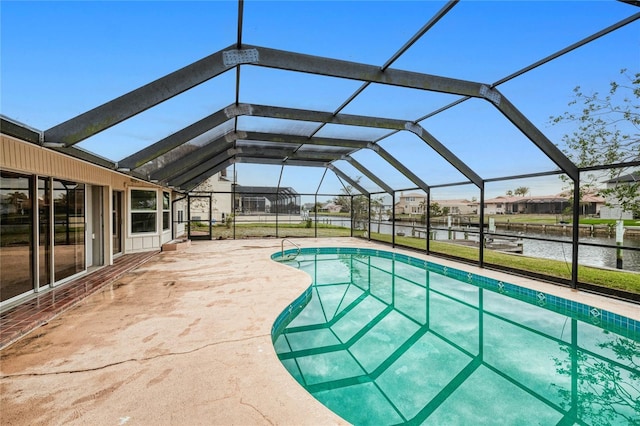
left=271, top=248, right=640, bottom=425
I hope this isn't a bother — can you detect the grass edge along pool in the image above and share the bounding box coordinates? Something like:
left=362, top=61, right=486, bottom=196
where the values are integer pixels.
left=270, top=247, right=639, bottom=425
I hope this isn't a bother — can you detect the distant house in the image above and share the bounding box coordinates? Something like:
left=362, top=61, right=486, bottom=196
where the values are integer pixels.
left=190, top=170, right=233, bottom=223
left=394, top=192, right=426, bottom=215
left=579, top=192, right=607, bottom=216
left=484, top=195, right=567, bottom=215
left=436, top=199, right=477, bottom=215
left=302, top=202, right=317, bottom=212
left=599, top=173, right=639, bottom=220
left=484, top=193, right=605, bottom=215
left=322, top=202, right=343, bottom=213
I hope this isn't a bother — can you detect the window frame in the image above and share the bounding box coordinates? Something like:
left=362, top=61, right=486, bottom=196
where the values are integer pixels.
left=162, top=191, right=171, bottom=232
left=129, top=188, right=158, bottom=235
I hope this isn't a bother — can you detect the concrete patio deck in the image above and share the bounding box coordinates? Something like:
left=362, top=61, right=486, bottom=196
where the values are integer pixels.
left=1, top=238, right=638, bottom=425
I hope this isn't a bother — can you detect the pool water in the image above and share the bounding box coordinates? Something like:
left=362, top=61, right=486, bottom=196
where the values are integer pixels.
left=271, top=248, right=640, bottom=425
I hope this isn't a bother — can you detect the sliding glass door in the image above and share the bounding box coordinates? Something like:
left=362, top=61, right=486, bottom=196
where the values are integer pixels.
left=0, top=171, right=33, bottom=302
left=53, top=179, right=85, bottom=282
left=38, top=177, right=52, bottom=287
left=1, top=172, right=89, bottom=305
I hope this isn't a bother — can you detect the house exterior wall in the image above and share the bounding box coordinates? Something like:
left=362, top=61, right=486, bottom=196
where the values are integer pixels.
left=191, top=174, right=233, bottom=222
left=484, top=196, right=511, bottom=215
left=1, top=134, right=174, bottom=258
left=395, top=193, right=426, bottom=215
left=484, top=194, right=605, bottom=216
left=395, top=194, right=475, bottom=216
left=599, top=176, right=638, bottom=219
left=1, top=133, right=181, bottom=309
left=600, top=206, right=634, bottom=220
left=322, top=203, right=342, bottom=213
left=436, top=199, right=476, bottom=215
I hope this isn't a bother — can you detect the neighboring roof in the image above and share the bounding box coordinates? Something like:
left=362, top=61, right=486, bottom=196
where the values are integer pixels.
left=398, top=193, right=427, bottom=198
left=485, top=194, right=605, bottom=204
left=604, top=172, right=640, bottom=183
left=436, top=199, right=475, bottom=205
left=235, top=185, right=299, bottom=197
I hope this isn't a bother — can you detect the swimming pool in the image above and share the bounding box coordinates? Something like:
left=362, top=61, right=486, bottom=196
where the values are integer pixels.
left=271, top=248, right=640, bottom=425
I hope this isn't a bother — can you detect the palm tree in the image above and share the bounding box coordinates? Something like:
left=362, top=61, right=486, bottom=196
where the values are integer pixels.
left=514, top=186, right=530, bottom=197
left=371, top=196, right=386, bottom=232
left=6, top=191, right=28, bottom=214
left=7, top=191, right=27, bottom=207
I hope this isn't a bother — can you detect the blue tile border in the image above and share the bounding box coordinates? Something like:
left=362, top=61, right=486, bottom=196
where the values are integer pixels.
left=271, top=286, right=313, bottom=339
left=272, top=247, right=639, bottom=340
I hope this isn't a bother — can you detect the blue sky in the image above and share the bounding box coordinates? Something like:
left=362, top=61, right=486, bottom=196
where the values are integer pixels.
left=1, top=1, right=638, bottom=199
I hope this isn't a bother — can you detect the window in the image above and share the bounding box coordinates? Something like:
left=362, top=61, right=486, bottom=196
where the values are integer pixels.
left=162, top=192, right=170, bottom=231
left=130, top=189, right=157, bottom=233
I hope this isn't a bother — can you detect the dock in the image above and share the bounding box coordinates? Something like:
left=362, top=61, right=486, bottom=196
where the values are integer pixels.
left=449, top=238, right=524, bottom=254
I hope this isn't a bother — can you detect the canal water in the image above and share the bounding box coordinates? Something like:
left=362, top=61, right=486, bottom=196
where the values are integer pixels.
left=312, top=216, right=640, bottom=272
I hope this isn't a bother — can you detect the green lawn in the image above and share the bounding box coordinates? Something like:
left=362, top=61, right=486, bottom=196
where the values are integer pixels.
left=579, top=218, right=639, bottom=226
left=369, top=232, right=640, bottom=295
left=189, top=221, right=640, bottom=295
left=201, top=222, right=352, bottom=238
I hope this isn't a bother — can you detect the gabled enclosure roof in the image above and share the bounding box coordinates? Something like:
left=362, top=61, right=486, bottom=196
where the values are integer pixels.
left=2, top=1, right=639, bottom=195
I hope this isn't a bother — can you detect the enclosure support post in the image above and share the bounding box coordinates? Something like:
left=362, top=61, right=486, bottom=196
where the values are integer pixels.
left=276, top=165, right=285, bottom=239
left=426, top=191, right=431, bottom=254
left=314, top=194, right=318, bottom=238
left=392, top=192, right=396, bottom=248
left=571, top=178, right=580, bottom=288
left=208, top=194, right=213, bottom=240
left=275, top=193, right=279, bottom=238
left=232, top=163, right=236, bottom=240
left=368, top=195, right=372, bottom=240
left=479, top=183, right=485, bottom=268
left=350, top=195, right=354, bottom=238
left=616, top=220, right=624, bottom=269
left=315, top=168, right=328, bottom=239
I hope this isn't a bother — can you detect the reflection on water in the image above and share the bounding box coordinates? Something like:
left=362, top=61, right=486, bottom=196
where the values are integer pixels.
left=273, top=251, right=640, bottom=425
